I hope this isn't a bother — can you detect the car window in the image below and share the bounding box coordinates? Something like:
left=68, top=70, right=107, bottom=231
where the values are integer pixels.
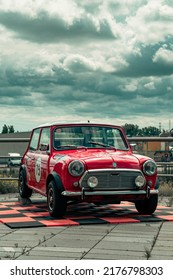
left=29, top=128, right=41, bottom=151
left=53, top=126, right=128, bottom=150
left=39, top=128, right=50, bottom=151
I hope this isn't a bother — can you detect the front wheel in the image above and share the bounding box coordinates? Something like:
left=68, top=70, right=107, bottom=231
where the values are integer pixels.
left=135, top=194, right=158, bottom=215
left=18, top=169, right=32, bottom=198
left=47, top=180, right=67, bottom=217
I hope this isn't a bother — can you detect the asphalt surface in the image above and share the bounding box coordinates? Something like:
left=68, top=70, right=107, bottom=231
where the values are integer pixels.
left=0, top=193, right=173, bottom=260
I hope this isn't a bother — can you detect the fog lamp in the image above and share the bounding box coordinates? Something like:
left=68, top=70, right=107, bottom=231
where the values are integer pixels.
left=135, top=175, right=145, bottom=188
left=87, top=176, right=98, bottom=188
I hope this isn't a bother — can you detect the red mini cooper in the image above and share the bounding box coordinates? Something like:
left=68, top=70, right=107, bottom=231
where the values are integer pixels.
left=18, top=122, right=159, bottom=217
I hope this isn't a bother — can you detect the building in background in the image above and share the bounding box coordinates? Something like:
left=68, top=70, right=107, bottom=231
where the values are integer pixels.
left=0, top=132, right=31, bottom=163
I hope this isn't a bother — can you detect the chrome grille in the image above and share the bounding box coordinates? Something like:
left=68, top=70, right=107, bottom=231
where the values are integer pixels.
left=80, top=169, right=143, bottom=191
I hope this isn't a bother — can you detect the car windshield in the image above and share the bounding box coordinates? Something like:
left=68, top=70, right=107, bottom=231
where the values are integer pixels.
left=53, top=125, right=128, bottom=150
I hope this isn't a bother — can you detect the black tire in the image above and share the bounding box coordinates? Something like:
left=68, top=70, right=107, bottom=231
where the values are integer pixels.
left=18, top=169, right=32, bottom=198
left=47, top=180, right=67, bottom=217
left=135, top=194, right=158, bottom=214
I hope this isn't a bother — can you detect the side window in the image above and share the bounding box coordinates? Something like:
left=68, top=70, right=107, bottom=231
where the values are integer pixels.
left=29, top=129, right=41, bottom=151
left=39, top=128, right=50, bottom=151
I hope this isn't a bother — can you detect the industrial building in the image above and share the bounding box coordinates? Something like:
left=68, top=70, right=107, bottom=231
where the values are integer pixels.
left=0, top=132, right=31, bottom=164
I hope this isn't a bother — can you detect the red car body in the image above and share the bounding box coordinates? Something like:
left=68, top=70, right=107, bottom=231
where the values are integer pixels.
left=18, top=122, right=159, bottom=217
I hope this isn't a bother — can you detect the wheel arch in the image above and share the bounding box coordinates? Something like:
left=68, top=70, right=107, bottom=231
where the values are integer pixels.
left=46, top=172, right=65, bottom=194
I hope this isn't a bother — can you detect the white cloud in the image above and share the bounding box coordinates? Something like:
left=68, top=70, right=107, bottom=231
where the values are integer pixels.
left=144, top=82, right=156, bottom=90
left=153, top=47, right=173, bottom=65
left=126, top=0, right=173, bottom=45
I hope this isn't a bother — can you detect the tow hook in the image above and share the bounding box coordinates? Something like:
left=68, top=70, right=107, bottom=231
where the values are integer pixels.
left=146, top=186, right=150, bottom=199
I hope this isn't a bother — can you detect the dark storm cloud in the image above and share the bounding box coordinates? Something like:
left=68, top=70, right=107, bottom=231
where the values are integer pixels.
left=0, top=11, right=115, bottom=43
left=115, top=44, right=173, bottom=77
left=0, top=86, right=33, bottom=106
left=0, top=0, right=173, bottom=130
left=1, top=57, right=172, bottom=113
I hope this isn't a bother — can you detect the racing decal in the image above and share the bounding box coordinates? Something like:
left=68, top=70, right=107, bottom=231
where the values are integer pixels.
left=35, top=157, right=42, bottom=183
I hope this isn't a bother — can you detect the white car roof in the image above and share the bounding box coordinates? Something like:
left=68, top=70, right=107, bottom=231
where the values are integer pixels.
left=36, top=121, right=119, bottom=128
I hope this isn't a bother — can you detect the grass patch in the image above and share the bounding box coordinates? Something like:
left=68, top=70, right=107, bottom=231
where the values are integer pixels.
left=0, top=181, right=18, bottom=194
left=159, top=181, right=173, bottom=197
left=0, top=168, right=18, bottom=194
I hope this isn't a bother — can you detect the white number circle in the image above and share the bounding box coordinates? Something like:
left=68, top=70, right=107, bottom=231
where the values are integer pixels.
left=35, top=157, right=41, bottom=183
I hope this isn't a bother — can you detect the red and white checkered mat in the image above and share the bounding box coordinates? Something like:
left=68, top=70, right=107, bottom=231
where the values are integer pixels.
left=0, top=201, right=173, bottom=228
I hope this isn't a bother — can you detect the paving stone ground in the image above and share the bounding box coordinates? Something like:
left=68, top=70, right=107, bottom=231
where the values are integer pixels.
left=0, top=194, right=173, bottom=260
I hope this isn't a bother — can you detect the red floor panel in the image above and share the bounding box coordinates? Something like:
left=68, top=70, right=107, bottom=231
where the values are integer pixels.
left=0, top=201, right=172, bottom=228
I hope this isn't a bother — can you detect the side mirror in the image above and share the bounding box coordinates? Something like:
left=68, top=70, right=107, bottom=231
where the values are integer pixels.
left=170, top=129, right=173, bottom=137
left=39, top=143, right=49, bottom=152
left=130, top=143, right=137, bottom=153
left=130, top=143, right=136, bottom=149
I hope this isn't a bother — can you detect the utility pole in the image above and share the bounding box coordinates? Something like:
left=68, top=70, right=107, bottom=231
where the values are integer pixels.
left=159, top=122, right=161, bottom=131
left=169, top=120, right=171, bottom=131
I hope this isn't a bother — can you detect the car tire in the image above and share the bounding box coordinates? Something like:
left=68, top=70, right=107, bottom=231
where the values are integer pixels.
left=47, top=180, right=67, bottom=217
left=18, top=169, right=33, bottom=198
left=135, top=194, right=158, bottom=215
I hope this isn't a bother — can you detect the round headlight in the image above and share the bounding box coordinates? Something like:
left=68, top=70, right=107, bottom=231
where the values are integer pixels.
left=87, top=176, right=98, bottom=188
left=143, top=160, right=157, bottom=176
left=68, top=160, right=84, bottom=177
left=135, top=175, right=145, bottom=188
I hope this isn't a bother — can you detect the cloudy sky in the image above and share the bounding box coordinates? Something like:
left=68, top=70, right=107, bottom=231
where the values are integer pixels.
left=0, top=0, right=173, bottom=132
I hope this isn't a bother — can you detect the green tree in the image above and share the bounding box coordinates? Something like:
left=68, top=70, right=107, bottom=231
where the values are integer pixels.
left=122, top=123, right=139, bottom=137
left=8, top=125, right=15, bottom=133
left=2, top=124, right=8, bottom=134
left=1, top=124, right=15, bottom=134
left=122, top=123, right=161, bottom=137
left=141, top=126, right=160, bottom=136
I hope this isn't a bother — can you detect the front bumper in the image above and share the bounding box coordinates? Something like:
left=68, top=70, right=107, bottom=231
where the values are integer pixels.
left=62, top=188, right=158, bottom=199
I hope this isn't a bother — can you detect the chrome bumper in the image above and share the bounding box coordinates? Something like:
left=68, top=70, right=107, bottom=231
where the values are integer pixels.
left=61, top=189, right=158, bottom=198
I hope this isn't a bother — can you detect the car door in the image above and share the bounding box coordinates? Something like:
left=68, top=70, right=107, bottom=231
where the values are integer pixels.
left=25, top=128, right=41, bottom=188
left=34, top=127, right=51, bottom=194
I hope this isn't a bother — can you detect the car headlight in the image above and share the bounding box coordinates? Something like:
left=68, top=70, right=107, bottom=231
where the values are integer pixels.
left=68, top=160, right=84, bottom=177
left=143, top=160, right=157, bottom=176
left=135, top=175, right=145, bottom=188
left=87, top=176, right=98, bottom=188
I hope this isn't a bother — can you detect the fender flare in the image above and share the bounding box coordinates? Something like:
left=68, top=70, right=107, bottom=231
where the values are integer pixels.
left=46, top=172, right=65, bottom=194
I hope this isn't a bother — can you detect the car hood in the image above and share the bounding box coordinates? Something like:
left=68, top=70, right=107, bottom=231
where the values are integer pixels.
left=54, top=149, right=144, bottom=170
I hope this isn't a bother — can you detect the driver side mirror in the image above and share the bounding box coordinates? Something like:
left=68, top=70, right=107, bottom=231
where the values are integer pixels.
left=39, top=143, right=49, bottom=152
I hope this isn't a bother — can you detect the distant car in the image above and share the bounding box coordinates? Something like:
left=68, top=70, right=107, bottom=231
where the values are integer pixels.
left=8, top=153, right=21, bottom=167
left=18, top=122, right=159, bottom=217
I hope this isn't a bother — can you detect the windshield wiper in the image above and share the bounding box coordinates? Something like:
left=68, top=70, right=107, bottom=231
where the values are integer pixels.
left=56, top=145, right=77, bottom=149
left=87, top=141, right=116, bottom=149
left=56, top=145, right=87, bottom=150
